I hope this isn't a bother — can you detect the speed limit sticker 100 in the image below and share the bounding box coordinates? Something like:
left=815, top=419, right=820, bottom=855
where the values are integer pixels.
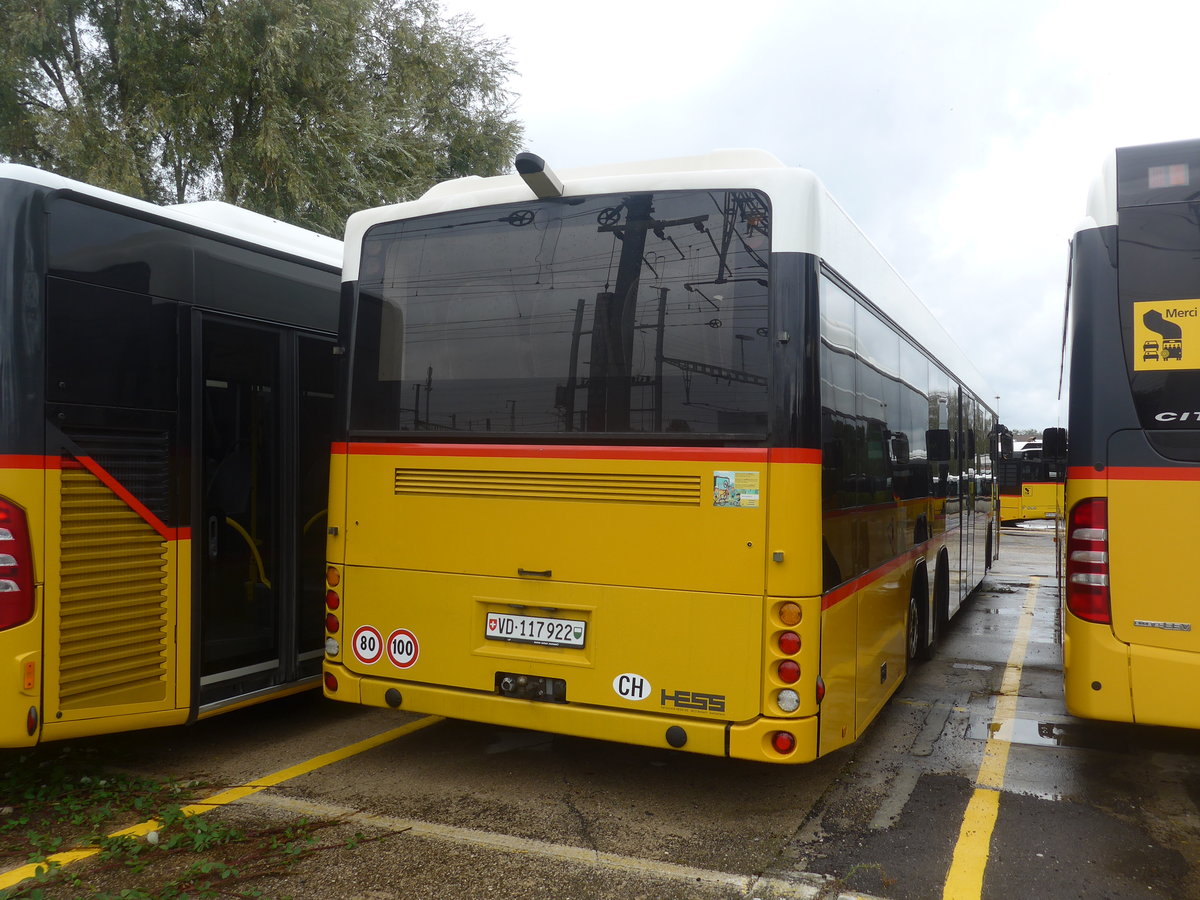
left=387, top=629, right=420, bottom=669
left=351, top=625, right=383, bottom=665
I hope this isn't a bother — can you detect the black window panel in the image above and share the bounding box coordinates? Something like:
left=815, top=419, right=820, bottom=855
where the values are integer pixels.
left=46, top=277, right=177, bottom=411
left=47, top=197, right=340, bottom=334
left=1117, top=203, right=1200, bottom=455
left=195, top=247, right=339, bottom=333
left=819, top=275, right=944, bottom=588
left=350, top=191, right=770, bottom=438
left=897, top=339, right=930, bottom=501
left=48, top=199, right=194, bottom=300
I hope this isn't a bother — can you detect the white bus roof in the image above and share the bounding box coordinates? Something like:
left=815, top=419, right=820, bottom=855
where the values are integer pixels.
left=343, top=149, right=993, bottom=408
left=1078, top=150, right=1119, bottom=233
left=0, top=163, right=342, bottom=268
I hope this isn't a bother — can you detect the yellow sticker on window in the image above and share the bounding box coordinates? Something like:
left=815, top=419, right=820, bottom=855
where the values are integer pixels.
left=1134, top=299, right=1200, bottom=371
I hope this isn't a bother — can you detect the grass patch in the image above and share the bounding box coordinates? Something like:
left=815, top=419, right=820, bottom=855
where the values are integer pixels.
left=0, top=747, right=382, bottom=899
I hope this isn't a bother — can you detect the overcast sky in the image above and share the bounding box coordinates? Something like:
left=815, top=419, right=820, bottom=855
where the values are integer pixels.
left=439, top=0, right=1199, bottom=429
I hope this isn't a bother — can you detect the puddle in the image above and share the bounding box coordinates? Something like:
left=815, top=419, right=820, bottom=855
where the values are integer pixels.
left=967, top=716, right=1071, bottom=747
left=952, top=663, right=994, bottom=672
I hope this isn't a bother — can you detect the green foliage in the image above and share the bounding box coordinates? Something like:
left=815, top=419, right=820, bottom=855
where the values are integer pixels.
left=0, top=750, right=359, bottom=900
left=0, top=0, right=524, bottom=235
left=0, top=748, right=193, bottom=860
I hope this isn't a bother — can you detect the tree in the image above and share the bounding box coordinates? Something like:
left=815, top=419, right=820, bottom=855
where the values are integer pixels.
left=0, top=0, right=523, bottom=235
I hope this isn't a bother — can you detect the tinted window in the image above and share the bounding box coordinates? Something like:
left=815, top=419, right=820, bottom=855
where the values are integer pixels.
left=819, top=276, right=940, bottom=587
left=350, top=191, right=770, bottom=437
left=48, top=200, right=193, bottom=300
left=1118, top=203, right=1200, bottom=453
left=48, top=198, right=339, bottom=333
left=46, top=277, right=177, bottom=411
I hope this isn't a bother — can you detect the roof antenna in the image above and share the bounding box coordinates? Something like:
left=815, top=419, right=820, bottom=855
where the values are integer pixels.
left=515, top=152, right=564, bottom=199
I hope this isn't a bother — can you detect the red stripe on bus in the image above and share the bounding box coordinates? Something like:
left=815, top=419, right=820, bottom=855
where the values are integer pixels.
left=0, top=455, right=61, bottom=469
left=1068, top=465, right=1200, bottom=482
left=821, top=526, right=964, bottom=611
left=73, top=455, right=185, bottom=541
left=767, top=448, right=822, bottom=464
left=1, top=454, right=188, bottom=540
left=332, top=442, right=820, bottom=464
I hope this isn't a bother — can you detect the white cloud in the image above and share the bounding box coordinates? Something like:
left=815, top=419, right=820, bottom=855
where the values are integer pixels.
left=439, top=0, right=1200, bottom=427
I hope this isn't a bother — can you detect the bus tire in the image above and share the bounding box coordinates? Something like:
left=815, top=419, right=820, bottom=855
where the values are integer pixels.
left=934, top=549, right=951, bottom=634
left=907, top=593, right=921, bottom=665
left=911, top=564, right=933, bottom=662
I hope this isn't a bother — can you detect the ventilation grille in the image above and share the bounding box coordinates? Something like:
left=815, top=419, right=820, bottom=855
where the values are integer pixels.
left=66, top=427, right=172, bottom=523
left=394, top=468, right=703, bottom=505
left=58, top=464, right=169, bottom=710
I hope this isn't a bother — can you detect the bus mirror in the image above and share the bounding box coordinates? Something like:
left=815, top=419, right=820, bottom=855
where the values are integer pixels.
left=990, top=425, right=1014, bottom=460
left=1042, top=427, right=1067, bottom=460
left=926, top=429, right=950, bottom=461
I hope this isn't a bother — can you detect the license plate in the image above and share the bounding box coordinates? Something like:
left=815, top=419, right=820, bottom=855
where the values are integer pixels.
left=485, top=612, right=586, bottom=648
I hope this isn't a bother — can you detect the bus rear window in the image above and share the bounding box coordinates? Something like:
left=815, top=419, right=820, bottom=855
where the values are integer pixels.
left=349, top=190, right=771, bottom=438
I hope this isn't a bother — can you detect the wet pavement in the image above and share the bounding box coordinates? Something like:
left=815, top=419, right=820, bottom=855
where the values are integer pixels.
left=3, top=524, right=1199, bottom=899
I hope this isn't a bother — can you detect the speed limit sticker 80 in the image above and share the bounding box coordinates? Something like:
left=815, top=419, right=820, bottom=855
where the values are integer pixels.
left=351, top=626, right=383, bottom=664
left=386, top=628, right=420, bottom=668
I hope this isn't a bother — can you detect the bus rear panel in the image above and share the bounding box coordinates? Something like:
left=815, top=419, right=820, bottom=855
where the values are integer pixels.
left=1065, top=138, right=1200, bottom=728
left=327, top=152, right=997, bottom=762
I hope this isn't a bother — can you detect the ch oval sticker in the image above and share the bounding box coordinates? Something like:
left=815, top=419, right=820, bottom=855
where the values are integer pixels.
left=613, top=673, right=652, bottom=702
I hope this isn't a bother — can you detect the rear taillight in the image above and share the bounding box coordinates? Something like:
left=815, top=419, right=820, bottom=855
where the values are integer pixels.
left=0, top=498, right=34, bottom=631
left=771, top=731, right=796, bottom=754
left=1065, top=498, right=1111, bottom=625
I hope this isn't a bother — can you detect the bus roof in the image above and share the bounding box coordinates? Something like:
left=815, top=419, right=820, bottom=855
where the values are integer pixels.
left=1080, top=150, right=1118, bottom=233
left=0, top=163, right=342, bottom=268
left=343, top=149, right=994, bottom=410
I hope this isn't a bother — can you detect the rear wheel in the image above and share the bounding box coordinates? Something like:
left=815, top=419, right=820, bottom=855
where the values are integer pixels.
left=906, top=594, right=921, bottom=663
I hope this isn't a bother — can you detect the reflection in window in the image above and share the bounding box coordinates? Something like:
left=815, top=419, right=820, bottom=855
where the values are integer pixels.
left=820, top=275, right=957, bottom=588
left=350, top=191, right=771, bottom=437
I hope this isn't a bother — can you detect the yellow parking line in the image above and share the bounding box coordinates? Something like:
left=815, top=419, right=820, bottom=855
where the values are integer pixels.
left=0, top=715, right=442, bottom=891
left=941, top=578, right=1040, bottom=900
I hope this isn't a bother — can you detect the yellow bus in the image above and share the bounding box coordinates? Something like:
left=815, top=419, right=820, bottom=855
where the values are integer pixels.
left=1063, top=139, right=1200, bottom=729
left=0, top=165, right=341, bottom=746
left=323, top=150, right=998, bottom=762
left=996, top=428, right=1065, bottom=524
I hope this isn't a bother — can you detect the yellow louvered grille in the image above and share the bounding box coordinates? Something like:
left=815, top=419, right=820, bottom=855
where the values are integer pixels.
left=58, top=467, right=169, bottom=709
left=393, top=467, right=702, bottom=504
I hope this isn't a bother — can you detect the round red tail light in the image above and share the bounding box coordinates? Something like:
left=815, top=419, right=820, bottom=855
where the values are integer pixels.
left=325, top=590, right=340, bottom=610
left=778, top=631, right=800, bottom=655
left=323, top=671, right=338, bottom=692
left=771, top=731, right=796, bottom=754
left=778, top=660, right=800, bottom=684
left=325, top=613, right=340, bottom=633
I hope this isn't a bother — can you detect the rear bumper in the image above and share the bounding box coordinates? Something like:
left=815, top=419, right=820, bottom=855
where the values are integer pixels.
left=324, top=662, right=819, bottom=764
